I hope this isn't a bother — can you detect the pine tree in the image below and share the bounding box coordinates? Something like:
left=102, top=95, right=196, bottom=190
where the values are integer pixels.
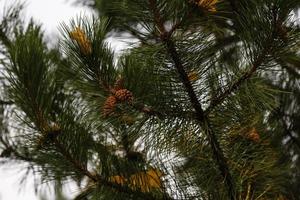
left=0, top=1, right=300, bottom=199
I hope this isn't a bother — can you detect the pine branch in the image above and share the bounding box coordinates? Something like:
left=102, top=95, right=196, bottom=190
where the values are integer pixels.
left=54, top=138, right=172, bottom=200
left=53, top=139, right=97, bottom=180
left=41, top=122, right=166, bottom=199
left=205, top=5, right=282, bottom=115
left=205, top=47, right=270, bottom=114
left=148, top=1, right=236, bottom=199
left=148, top=0, right=205, bottom=120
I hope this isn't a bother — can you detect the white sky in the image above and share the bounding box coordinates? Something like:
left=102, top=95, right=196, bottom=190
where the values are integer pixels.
left=24, top=0, right=90, bottom=33
left=0, top=1, right=91, bottom=199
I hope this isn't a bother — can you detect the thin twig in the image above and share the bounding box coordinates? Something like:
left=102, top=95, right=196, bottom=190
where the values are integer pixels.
left=53, top=139, right=97, bottom=181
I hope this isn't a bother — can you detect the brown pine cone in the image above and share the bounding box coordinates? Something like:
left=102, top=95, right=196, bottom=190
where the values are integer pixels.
left=115, top=89, right=133, bottom=103
left=103, top=95, right=117, bottom=117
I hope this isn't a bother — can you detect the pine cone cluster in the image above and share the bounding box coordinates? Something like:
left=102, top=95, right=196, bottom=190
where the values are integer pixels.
left=70, top=27, right=92, bottom=55
left=102, top=76, right=134, bottom=117
left=190, top=0, right=218, bottom=12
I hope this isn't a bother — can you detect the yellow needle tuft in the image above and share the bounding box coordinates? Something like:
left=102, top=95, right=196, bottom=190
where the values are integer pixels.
left=109, top=175, right=126, bottom=185
left=108, top=168, right=163, bottom=193
left=70, top=27, right=92, bottom=55
left=191, top=0, right=218, bottom=12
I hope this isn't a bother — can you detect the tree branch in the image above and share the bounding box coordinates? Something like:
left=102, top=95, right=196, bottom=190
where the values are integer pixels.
left=205, top=47, right=269, bottom=114
left=53, top=139, right=96, bottom=180
left=148, top=1, right=236, bottom=199
left=148, top=0, right=205, bottom=120
left=208, top=1, right=285, bottom=113
left=205, top=4, right=284, bottom=116
left=53, top=138, right=171, bottom=200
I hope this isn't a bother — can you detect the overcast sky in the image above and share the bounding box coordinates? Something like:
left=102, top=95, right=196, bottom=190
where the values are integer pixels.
left=0, top=1, right=91, bottom=199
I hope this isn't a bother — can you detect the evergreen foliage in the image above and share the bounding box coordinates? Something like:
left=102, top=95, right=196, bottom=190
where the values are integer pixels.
left=0, top=0, right=300, bottom=199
